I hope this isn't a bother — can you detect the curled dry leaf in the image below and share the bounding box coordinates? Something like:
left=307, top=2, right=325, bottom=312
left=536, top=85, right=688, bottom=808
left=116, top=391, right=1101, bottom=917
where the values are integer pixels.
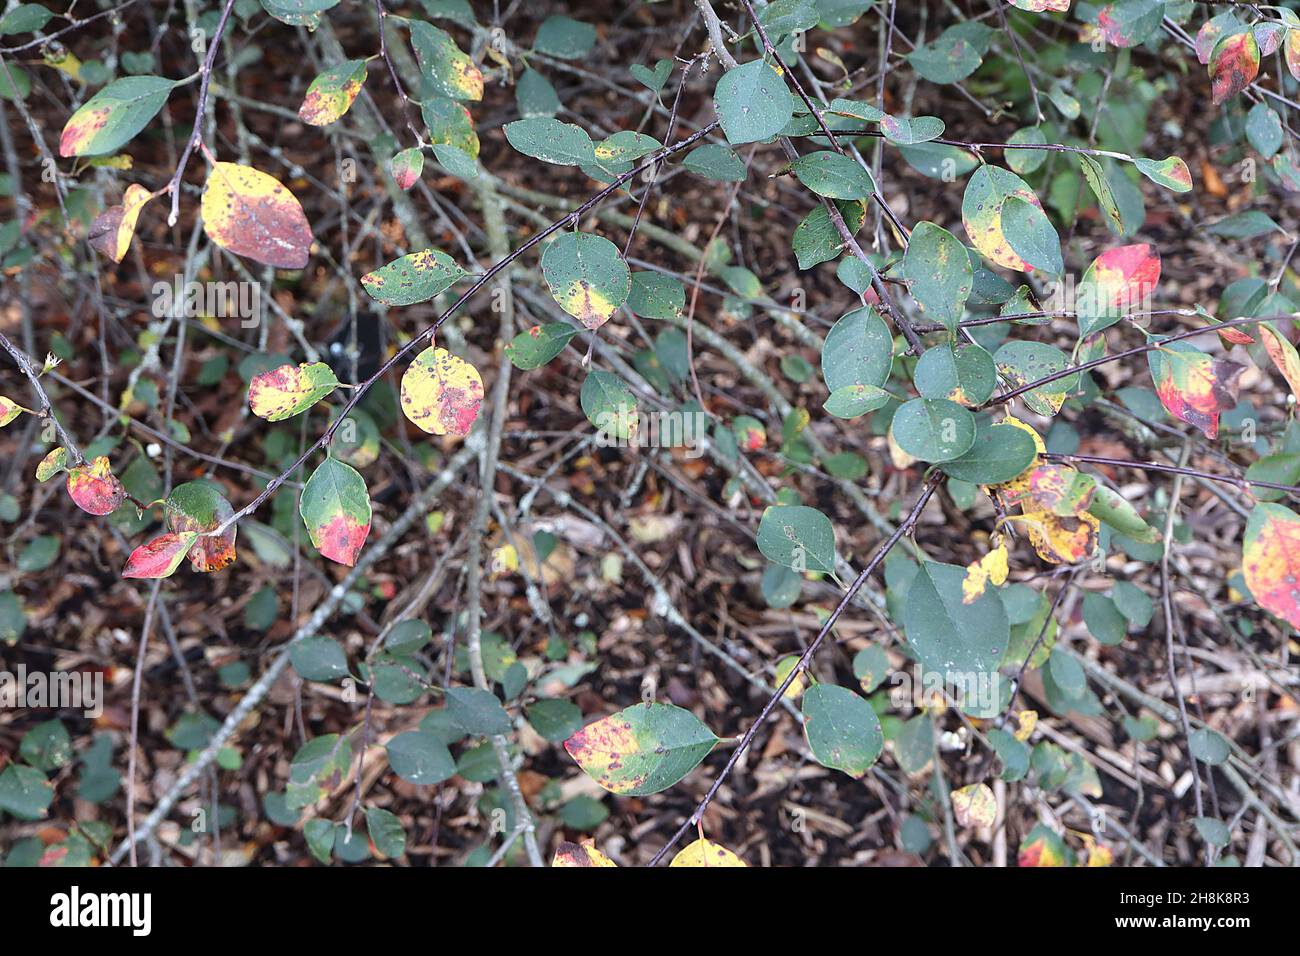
left=87, top=184, right=154, bottom=263
left=65, top=455, right=126, bottom=515
left=201, top=162, right=312, bottom=269
left=399, top=346, right=483, bottom=437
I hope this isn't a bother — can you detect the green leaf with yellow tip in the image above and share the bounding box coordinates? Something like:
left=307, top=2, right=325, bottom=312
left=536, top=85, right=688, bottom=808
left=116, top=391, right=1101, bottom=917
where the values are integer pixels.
left=408, top=21, right=482, bottom=101
left=563, top=702, right=717, bottom=796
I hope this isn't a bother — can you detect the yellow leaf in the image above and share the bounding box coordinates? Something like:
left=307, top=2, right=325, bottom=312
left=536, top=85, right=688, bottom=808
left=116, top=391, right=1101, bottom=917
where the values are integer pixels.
left=399, top=346, right=484, bottom=437
left=962, top=539, right=1008, bottom=604
left=669, top=838, right=747, bottom=867
left=950, top=783, right=997, bottom=829
left=201, top=162, right=312, bottom=269
left=1013, top=709, right=1037, bottom=742
left=552, top=841, right=617, bottom=867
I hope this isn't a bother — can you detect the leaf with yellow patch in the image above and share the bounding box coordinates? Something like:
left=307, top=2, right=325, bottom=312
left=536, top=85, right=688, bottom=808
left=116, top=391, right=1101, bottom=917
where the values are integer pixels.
left=58, top=75, right=176, bottom=157
left=1243, top=503, right=1300, bottom=630
left=65, top=456, right=125, bottom=515
left=35, top=447, right=68, bottom=482
left=408, top=21, right=483, bottom=101
left=563, top=702, right=718, bottom=796
left=552, top=842, right=617, bottom=867
left=164, top=481, right=237, bottom=572
left=669, top=838, right=747, bottom=867
left=951, top=782, right=997, bottom=828
left=298, top=59, right=367, bottom=126
left=360, top=248, right=467, bottom=307
left=87, top=184, right=154, bottom=263
left=1018, top=823, right=1069, bottom=866
left=1147, top=342, right=1244, bottom=440
left=541, top=232, right=631, bottom=330
left=961, top=165, right=1044, bottom=271
left=1014, top=709, right=1037, bottom=742
left=399, top=346, right=484, bottom=438
left=201, top=162, right=312, bottom=269
left=962, top=539, right=1009, bottom=604
left=0, top=394, right=30, bottom=427
left=1258, top=321, right=1300, bottom=402
left=1076, top=244, right=1161, bottom=337
left=248, top=362, right=340, bottom=421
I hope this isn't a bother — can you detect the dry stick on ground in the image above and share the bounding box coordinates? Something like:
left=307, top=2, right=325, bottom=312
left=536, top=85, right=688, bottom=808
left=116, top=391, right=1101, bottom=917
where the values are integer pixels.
left=648, top=472, right=943, bottom=866
left=198, top=121, right=719, bottom=543
left=108, top=436, right=483, bottom=864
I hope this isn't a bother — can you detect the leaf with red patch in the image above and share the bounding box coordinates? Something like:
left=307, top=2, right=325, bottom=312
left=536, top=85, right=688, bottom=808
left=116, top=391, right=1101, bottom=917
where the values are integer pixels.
left=248, top=361, right=340, bottom=421
left=391, top=148, right=424, bottom=191
left=1018, top=823, right=1069, bottom=866
left=563, top=702, right=718, bottom=796
left=399, top=346, right=484, bottom=438
left=1077, top=244, right=1161, bottom=337
left=200, top=162, right=312, bottom=269
left=297, top=59, right=367, bottom=127
left=58, top=75, right=176, bottom=157
left=1209, top=31, right=1260, bottom=106
left=1287, top=28, right=1300, bottom=81
left=1243, top=503, right=1300, bottom=630
left=1147, top=342, right=1244, bottom=439
left=0, top=394, right=30, bottom=427
left=122, top=532, right=199, bottom=579
left=164, top=481, right=237, bottom=572
left=65, top=455, right=126, bottom=515
left=299, top=457, right=371, bottom=567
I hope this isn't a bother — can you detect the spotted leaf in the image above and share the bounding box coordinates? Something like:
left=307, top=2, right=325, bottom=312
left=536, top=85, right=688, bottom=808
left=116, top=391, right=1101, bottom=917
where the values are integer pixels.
left=248, top=362, right=340, bottom=421
left=903, top=221, right=972, bottom=332
left=35, top=447, right=68, bottom=482
left=1243, top=503, right=1300, bottom=630
left=87, top=184, right=154, bottom=263
left=552, top=842, right=617, bottom=867
left=361, top=248, right=466, bottom=307
left=563, top=702, right=718, bottom=796
left=1210, top=32, right=1260, bottom=106
left=540, top=232, right=630, bottom=330
left=297, top=59, right=367, bottom=126
left=1008, top=0, right=1069, bottom=9
left=300, top=457, right=371, bottom=567
left=961, top=165, right=1043, bottom=271
left=408, top=21, right=483, bottom=101
left=399, top=346, right=483, bottom=437
left=1076, top=244, right=1161, bottom=337
left=122, top=532, right=199, bottom=579
left=201, top=162, right=312, bottom=269
left=65, top=456, right=125, bottom=516
left=164, top=481, right=237, bottom=572
left=58, top=75, right=176, bottom=157
left=669, top=838, right=747, bottom=867
left=1147, top=342, right=1245, bottom=439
